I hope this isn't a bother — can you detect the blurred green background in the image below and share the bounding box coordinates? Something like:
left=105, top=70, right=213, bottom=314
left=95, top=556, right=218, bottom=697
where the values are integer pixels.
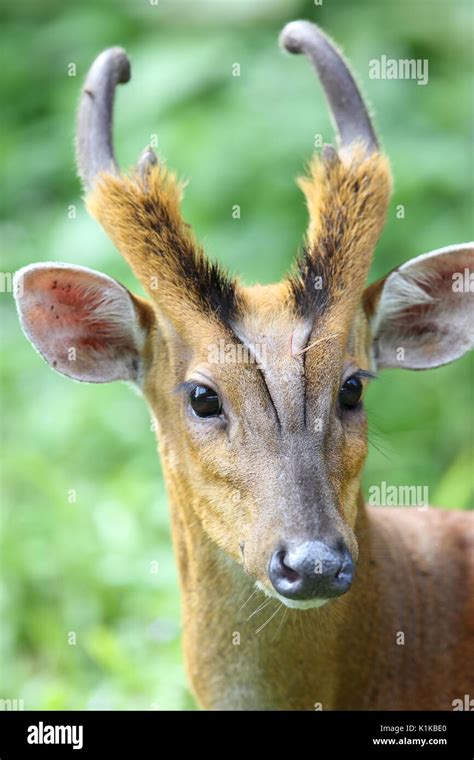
left=1, top=0, right=473, bottom=710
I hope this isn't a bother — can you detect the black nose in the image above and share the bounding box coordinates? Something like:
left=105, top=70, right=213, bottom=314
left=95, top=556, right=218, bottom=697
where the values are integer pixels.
left=268, top=541, right=354, bottom=601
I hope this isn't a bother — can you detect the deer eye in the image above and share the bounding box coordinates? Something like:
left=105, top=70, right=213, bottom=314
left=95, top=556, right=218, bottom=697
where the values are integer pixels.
left=189, top=385, right=222, bottom=418
left=339, top=375, right=363, bottom=409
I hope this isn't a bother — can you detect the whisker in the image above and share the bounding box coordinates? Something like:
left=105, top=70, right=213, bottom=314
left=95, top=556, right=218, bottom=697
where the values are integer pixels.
left=293, top=333, right=341, bottom=358
left=271, top=606, right=288, bottom=642
left=247, top=598, right=274, bottom=621
left=298, top=611, right=305, bottom=641
left=255, top=603, right=283, bottom=635
left=238, top=588, right=259, bottom=613
left=367, top=435, right=392, bottom=459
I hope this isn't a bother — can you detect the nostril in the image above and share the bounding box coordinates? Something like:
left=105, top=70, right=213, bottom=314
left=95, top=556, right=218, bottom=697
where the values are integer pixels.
left=269, top=549, right=301, bottom=587
left=277, top=550, right=300, bottom=583
left=269, top=541, right=355, bottom=601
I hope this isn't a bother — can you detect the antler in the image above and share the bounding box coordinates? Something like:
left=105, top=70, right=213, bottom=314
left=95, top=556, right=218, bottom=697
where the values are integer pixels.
left=75, top=29, right=388, bottom=330
left=75, top=47, right=239, bottom=328
left=281, top=22, right=391, bottom=320
left=280, top=20, right=378, bottom=155
left=76, top=47, right=157, bottom=190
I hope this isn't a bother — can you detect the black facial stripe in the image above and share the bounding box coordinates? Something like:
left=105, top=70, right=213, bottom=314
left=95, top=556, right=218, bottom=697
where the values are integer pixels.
left=257, top=366, right=282, bottom=430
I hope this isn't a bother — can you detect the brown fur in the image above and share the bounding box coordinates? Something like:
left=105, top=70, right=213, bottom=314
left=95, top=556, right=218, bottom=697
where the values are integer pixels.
left=14, top=22, right=473, bottom=711
left=290, top=148, right=391, bottom=321
left=87, top=165, right=241, bottom=330
left=82, top=146, right=473, bottom=710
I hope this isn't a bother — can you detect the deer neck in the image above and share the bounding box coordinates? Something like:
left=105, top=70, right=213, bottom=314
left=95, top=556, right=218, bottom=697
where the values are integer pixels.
left=166, top=484, right=386, bottom=709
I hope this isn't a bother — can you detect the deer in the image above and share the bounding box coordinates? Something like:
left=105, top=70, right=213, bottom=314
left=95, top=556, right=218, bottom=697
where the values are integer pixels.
left=13, top=20, right=474, bottom=710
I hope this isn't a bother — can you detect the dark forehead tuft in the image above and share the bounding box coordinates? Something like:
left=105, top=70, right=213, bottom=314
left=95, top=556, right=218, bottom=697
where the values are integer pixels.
left=287, top=247, right=332, bottom=318
left=187, top=257, right=242, bottom=325
left=288, top=151, right=392, bottom=319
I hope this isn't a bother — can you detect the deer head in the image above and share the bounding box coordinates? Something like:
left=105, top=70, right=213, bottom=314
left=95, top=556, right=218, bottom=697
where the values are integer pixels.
left=14, top=21, right=473, bottom=610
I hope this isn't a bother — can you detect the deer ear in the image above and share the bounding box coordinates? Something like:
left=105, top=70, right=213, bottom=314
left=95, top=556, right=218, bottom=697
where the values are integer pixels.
left=14, top=263, right=156, bottom=383
left=364, top=244, right=474, bottom=370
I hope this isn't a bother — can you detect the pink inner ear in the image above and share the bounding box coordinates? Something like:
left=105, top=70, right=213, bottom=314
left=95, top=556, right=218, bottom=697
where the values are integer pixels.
left=375, top=246, right=474, bottom=369
left=16, top=265, right=141, bottom=383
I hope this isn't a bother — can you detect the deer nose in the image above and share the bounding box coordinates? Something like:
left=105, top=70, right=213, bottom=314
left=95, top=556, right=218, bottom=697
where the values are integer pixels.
left=268, top=540, right=354, bottom=601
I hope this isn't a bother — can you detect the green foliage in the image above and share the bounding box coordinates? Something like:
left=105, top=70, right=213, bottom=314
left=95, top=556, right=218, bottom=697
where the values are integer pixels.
left=1, top=0, right=472, bottom=710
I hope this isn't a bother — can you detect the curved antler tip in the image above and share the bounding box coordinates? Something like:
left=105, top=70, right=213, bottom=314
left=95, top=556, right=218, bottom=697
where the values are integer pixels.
left=110, top=47, right=131, bottom=84
left=279, top=20, right=378, bottom=156
left=77, top=47, right=132, bottom=189
left=89, top=46, right=131, bottom=85
left=279, top=20, right=316, bottom=54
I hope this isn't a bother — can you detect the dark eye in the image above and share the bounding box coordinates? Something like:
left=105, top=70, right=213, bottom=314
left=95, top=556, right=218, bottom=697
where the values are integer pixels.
left=339, top=375, right=363, bottom=409
left=189, top=385, right=222, bottom=418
